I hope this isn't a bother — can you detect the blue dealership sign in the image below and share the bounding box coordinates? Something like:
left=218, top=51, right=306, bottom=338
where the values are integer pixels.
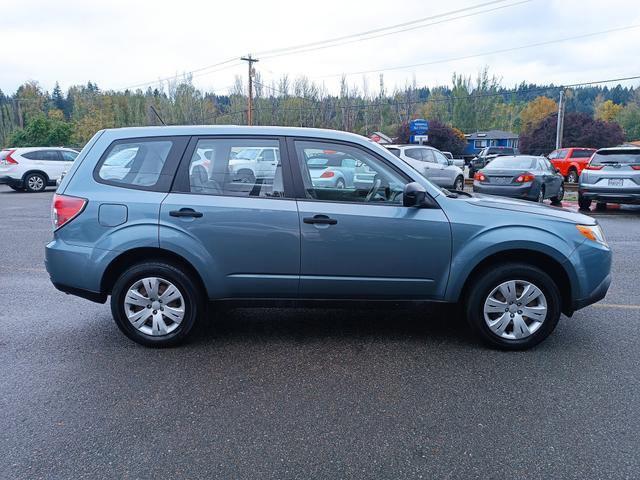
left=409, top=119, right=429, bottom=135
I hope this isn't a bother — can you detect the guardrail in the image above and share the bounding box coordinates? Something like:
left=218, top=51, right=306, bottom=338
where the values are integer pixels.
left=464, top=178, right=578, bottom=191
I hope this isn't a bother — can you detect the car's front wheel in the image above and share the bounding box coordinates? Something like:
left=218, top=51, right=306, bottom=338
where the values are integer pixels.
left=550, top=183, right=564, bottom=204
left=578, top=195, right=592, bottom=211
left=110, top=261, right=203, bottom=347
left=465, top=263, right=561, bottom=350
left=453, top=176, right=464, bottom=191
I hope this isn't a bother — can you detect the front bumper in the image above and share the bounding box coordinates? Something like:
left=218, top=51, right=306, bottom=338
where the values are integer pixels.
left=568, top=239, right=612, bottom=312
left=473, top=181, right=537, bottom=201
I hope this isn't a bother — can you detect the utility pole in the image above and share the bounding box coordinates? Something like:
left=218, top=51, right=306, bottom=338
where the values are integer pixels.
left=555, top=89, right=566, bottom=150
left=379, top=74, right=384, bottom=131
left=240, top=55, right=259, bottom=126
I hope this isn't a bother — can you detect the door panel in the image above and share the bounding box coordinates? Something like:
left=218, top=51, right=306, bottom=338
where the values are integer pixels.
left=297, top=201, right=451, bottom=299
left=160, top=136, right=300, bottom=299
left=160, top=194, right=300, bottom=298
left=291, top=139, right=451, bottom=300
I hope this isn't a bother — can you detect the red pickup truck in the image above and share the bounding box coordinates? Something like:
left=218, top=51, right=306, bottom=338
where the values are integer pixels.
left=547, top=147, right=596, bottom=183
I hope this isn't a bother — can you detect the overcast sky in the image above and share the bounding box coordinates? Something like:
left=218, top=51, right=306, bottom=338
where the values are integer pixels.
left=2, top=0, right=639, bottom=96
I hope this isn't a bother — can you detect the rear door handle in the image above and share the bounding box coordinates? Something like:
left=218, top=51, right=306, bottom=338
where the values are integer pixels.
left=303, top=214, right=337, bottom=225
left=170, top=208, right=203, bottom=218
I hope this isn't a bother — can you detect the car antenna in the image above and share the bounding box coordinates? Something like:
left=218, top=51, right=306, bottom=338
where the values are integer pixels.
left=149, top=105, right=166, bottom=126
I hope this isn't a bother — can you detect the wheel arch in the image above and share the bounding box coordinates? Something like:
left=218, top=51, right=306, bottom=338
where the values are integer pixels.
left=454, top=249, right=574, bottom=316
left=101, top=247, right=207, bottom=300
left=21, top=169, right=50, bottom=183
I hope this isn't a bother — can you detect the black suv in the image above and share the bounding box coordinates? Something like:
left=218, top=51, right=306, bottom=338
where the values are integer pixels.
left=468, top=147, right=517, bottom=178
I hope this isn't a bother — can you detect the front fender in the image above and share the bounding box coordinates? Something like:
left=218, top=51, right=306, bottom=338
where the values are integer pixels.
left=444, top=225, right=581, bottom=302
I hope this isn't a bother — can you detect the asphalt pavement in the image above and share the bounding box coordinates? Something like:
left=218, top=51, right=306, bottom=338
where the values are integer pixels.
left=1, top=185, right=639, bottom=479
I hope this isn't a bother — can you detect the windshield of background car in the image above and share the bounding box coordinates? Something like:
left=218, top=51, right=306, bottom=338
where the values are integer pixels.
left=486, top=156, right=537, bottom=169
left=590, top=150, right=640, bottom=165
left=387, top=148, right=401, bottom=157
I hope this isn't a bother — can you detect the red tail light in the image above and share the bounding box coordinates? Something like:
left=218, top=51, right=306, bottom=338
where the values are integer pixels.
left=585, top=165, right=603, bottom=170
left=515, top=173, right=535, bottom=183
left=631, top=165, right=640, bottom=170
left=1, top=149, right=18, bottom=165
left=473, top=172, right=486, bottom=182
left=52, top=194, right=87, bottom=230
left=320, top=170, right=335, bottom=178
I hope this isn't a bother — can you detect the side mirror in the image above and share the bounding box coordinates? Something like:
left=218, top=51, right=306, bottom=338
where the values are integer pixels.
left=403, top=182, right=428, bottom=207
left=447, top=159, right=454, bottom=166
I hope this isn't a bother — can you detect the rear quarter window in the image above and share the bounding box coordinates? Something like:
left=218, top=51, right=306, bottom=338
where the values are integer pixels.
left=94, top=137, right=188, bottom=191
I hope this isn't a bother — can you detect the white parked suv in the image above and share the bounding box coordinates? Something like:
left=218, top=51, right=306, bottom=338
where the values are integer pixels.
left=0, top=147, right=78, bottom=192
left=385, top=144, right=465, bottom=191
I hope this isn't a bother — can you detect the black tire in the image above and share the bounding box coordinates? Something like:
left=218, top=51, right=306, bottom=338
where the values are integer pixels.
left=468, top=167, right=475, bottom=179
left=453, top=176, right=464, bottom=191
left=595, top=202, right=607, bottom=211
left=24, top=173, right=47, bottom=192
left=465, top=262, right=562, bottom=350
left=566, top=169, right=578, bottom=184
left=335, top=179, right=345, bottom=189
left=110, top=261, right=203, bottom=347
left=578, top=195, right=591, bottom=211
left=236, top=171, right=255, bottom=184
left=8, top=185, right=23, bottom=191
left=550, top=183, right=564, bottom=204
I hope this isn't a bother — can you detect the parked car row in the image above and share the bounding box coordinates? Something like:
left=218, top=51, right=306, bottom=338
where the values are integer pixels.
left=385, top=144, right=465, bottom=191
left=0, top=147, right=78, bottom=192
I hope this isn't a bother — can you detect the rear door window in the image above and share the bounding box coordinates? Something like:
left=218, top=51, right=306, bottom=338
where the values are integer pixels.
left=60, top=150, right=78, bottom=161
left=95, top=137, right=187, bottom=191
left=180, top=138, right=287, bottom=198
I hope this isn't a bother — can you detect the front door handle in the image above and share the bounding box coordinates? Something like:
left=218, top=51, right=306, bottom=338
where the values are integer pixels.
left=303, top=214, right=337, bottom=225
left=170, top=208, right=203, bottom=218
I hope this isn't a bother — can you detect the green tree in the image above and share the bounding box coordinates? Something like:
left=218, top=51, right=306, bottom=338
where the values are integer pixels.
left=615, top=103, right=640, bottom=141
left=9, top=115, right=73, bottom=147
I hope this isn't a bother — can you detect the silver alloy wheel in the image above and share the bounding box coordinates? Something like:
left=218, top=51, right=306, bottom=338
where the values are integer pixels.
left=28, top=175, right=44, bottom=191
left=124, top=277, right=185, bottom=336
left=454, top=177, right=464, bottom=191
left=567, top=170, right=578, bottom=183
left=483, top=280, right=547, bottom=340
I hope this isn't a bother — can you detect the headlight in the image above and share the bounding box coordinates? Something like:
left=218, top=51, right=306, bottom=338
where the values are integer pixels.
left=576, top=224, right=607, bottom=246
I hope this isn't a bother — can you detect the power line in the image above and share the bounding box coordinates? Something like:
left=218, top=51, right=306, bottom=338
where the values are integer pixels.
left=257, top=0, right=528, bottom=59
left=311, top=24, right=640, bottom=78
left=110, top=0, right=528, bottom=92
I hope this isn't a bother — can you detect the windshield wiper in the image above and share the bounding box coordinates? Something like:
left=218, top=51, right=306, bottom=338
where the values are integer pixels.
left=441, top=188, right=472, bottom=199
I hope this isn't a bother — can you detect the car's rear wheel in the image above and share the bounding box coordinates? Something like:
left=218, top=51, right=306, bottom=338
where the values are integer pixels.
left=578, top=195, right=592, bottom=211
left=110, top=261, right=203, bottom=347
left=596, top=202, right=607, bottom=211
left=335, top=178, right=345, bottom=189
left=453, top=176, right=464, bottom=191
left=566, top=169, right=578, bottom=184
left=465, top=263, right=561, bottom=350
left=24, top=173, right=46, bottom=193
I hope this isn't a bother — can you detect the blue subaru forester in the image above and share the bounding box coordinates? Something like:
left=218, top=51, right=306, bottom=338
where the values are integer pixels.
left=46, top=126, right=612, bottom=349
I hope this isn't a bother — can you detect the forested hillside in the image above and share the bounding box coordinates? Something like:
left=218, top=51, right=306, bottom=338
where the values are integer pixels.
left=1, top=68, right=638, bottom=148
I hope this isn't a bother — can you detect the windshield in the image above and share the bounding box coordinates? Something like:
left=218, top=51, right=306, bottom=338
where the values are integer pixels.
left=590, top=150, right=640, bottom=165
left=308, top=157, right=343, bottom=168
left=486, top=156, right=537, bottom=169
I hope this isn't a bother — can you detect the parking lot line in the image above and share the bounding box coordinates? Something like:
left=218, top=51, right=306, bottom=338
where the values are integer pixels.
left=592, top=303, right=640, bottom=310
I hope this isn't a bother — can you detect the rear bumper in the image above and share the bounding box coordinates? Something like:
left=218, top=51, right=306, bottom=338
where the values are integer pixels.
left=0, top=176, right=22, bottom=187
left=45, top=238, right=113, bottom=304
left=473, top=182, right=537, bottom=200
left=579, top=186, right=640, bottom=204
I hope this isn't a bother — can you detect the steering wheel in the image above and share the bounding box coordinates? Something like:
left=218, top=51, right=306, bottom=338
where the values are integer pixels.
left=365, top=178, right=382, bottom=202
